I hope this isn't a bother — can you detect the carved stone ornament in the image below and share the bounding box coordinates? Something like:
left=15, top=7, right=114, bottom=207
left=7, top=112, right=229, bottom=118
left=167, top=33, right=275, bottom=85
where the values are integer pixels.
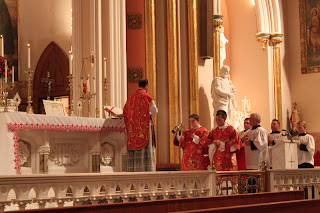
left=101, top=143, right=114, bottom=166
left=128, top=68, right=143, bottom=83
left=89, top=145, right=101, bottom=155
left=127, top=14, right=142, bottom=29
left=37, top=146, right=50, bottom=155
left=50, top=144, right=80, bottom=167
left=19, top=142, right=30, bottom=166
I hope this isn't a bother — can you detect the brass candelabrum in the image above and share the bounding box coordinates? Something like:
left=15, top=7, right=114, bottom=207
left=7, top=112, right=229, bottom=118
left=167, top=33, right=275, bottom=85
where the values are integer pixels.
left=25, top=69, right=34, bottom=114
left=67, top=75, right=75, bottom=116
left=80, top=91, right=96, bottom=118
left=0, top=79, right=15, bottom=112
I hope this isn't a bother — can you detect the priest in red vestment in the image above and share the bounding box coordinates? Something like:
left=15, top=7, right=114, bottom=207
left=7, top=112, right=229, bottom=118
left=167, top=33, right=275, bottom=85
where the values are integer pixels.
left=202, top=110, right=243, bottom=171
left=173, top=114, right=209, bottom=171
left=123, top=79, right=158, bottom=172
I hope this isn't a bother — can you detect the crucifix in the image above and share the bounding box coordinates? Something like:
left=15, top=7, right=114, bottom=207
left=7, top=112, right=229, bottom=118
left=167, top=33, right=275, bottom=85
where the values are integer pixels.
left=41, top=72, right=55, bottom=100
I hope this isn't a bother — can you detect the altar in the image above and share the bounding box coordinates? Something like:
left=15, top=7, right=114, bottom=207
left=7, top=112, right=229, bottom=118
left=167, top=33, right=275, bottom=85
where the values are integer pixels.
left=0, top=113, right=127, bottom=175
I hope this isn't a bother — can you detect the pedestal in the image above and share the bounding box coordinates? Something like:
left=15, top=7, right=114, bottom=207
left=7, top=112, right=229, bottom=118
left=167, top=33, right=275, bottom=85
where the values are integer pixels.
left=270, top=140, right=299, bottom=169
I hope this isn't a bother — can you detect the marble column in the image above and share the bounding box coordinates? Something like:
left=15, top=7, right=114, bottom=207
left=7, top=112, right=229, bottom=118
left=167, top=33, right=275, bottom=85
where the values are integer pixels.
left=37, top=146, right=50, bottom=174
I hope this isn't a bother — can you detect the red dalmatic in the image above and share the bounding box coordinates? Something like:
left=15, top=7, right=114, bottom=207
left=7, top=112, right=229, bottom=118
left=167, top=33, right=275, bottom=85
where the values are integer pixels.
left=174, top=127, right=209, bottom=171
left=123, top=89, right=152, bottom=150
left=205, top=125, right=242, bottom=171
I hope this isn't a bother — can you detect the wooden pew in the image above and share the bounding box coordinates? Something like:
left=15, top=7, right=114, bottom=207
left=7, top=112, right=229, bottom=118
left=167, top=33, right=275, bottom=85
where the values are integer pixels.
left=14, top=191, right=304, bottom=213
left=174, top=198, right=320, bottom=213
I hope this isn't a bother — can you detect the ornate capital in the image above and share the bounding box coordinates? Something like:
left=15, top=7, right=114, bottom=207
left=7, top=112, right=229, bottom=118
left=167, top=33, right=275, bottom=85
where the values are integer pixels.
left=256, top=33, right=271, bottom=50
left=270, top=33, right=283, bottom=47
left=213, top=15, right=223, bottom=27
left=37, top=146, right=50, bottom=155
left=90, top=145, right=101, bottom=155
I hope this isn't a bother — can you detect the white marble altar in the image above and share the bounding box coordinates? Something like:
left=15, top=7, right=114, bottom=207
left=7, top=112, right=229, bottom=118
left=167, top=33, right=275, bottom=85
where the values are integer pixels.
left=0, top=113, right=126, bottom=175
left=269, top=139, right=299, bottom=169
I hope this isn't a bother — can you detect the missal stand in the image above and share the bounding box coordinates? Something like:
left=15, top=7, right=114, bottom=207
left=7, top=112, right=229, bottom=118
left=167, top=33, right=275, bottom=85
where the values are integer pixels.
left=269, top=139, right=299, bottom=169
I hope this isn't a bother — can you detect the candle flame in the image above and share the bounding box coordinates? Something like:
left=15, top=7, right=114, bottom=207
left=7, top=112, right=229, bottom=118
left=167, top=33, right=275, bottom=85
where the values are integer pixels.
left=27, top=44, right=30, bottom=47
left=104, top=57, right=107, bottom=61
left=0, top=35, right=3, bottom=38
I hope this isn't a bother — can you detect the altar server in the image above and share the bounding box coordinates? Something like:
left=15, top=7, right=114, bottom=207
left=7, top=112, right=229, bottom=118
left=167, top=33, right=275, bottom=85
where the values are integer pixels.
left=296, top=121, right=315, bottom=168
left=242, top=113, right=269, bottom=170
left=173, top=114, right=209, bottom=171
left=123, top=79, right=158, bottom=172
left=202, top=110, right=243, bottom=171
left=268, top=119, right=287, bottom=168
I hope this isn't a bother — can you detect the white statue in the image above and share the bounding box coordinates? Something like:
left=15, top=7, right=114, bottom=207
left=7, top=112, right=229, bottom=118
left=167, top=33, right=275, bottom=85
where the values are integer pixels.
left=220, top=26, right=228, bottom=68
left=212, top=65, right=237, bottom=120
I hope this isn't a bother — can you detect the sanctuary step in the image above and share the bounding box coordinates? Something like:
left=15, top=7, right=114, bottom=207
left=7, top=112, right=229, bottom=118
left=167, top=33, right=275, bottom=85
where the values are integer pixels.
left=174, top=198, right=320, bottom=213
left=11, top=191, right=304, bottom=213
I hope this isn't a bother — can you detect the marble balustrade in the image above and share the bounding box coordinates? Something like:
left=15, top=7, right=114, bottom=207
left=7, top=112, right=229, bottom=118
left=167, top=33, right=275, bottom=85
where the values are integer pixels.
left=0, top=170, right=215, bottom=211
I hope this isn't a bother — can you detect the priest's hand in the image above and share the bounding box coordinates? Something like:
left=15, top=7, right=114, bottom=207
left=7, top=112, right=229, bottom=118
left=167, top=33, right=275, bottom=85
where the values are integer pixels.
left=297, top=142, right=301, bottom=147
left=213, top=140, right=221, bottom=146
left=268, top=135, right=273, bottom=144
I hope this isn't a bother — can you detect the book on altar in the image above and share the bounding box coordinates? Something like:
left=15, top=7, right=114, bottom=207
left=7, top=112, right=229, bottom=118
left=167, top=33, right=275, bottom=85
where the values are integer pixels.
left=104, top=106, right=123, bottom=119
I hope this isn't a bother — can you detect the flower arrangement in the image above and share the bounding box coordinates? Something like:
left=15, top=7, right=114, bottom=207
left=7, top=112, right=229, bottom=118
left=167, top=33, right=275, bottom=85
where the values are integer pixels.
left=0, top=56, right=12, bottom=79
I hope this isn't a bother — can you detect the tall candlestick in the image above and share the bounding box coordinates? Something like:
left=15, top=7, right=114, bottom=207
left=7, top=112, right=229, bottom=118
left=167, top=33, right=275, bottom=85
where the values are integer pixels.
left=87, top=74, right=90, bottom=91
left=0, top=35, right=3, bottom=57
left=104, top=57, right=107, bottom=78
left=69, top=50, right=72, bottom=75
left=5, top=60, right=7, bottom=83
left=12, top=66, right=14, bottom=83
left=27, top=44, right=31, bottom=69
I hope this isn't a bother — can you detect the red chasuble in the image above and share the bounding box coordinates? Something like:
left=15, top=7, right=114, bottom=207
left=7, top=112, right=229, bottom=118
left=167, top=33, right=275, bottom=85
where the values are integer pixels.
left=123, top=89, right=152, bottom=150
left=174, top=127, right=209, bottom=171
left=205, top=125, right=241, bottom=171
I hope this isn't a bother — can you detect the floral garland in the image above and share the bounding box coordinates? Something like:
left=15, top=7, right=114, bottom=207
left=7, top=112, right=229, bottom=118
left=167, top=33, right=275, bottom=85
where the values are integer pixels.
left=0, top=56, right=12, bottom=79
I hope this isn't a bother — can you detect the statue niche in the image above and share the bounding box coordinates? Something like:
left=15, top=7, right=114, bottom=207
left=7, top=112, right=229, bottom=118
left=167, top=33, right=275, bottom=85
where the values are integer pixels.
left=33, top=42, right=69, bottom=114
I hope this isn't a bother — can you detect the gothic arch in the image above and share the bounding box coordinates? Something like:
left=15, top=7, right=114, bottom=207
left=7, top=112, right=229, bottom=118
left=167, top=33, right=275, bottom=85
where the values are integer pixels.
left=33, top=42, right=69, bottom=114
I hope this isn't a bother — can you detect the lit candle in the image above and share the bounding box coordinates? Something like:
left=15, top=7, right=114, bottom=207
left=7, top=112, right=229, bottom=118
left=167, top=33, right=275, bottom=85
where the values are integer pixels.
left=104, top=57, right=107, bottom=78
left=0, top=35, right=3, bottom=57
left=12, top=66, right=14, bottom=83
left=87, top=74, right=90, bottom=91
left=5, top=60, right=7, bottom=83
left=27, top=44, right=31, bottom=69
left=69, top=50, right=72, bottom=75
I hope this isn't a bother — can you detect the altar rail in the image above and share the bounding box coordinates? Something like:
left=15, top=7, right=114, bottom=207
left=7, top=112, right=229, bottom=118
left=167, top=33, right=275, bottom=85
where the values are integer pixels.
left=1, top=168, right=320, bottom=211
left=267, top=168, right=320, bottom=199
left=0, top=171, right=215, bottom=211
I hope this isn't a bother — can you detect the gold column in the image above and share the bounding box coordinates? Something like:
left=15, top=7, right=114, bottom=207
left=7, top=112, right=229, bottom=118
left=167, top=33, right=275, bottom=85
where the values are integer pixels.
left=213, top=15, right=223, bottom=78
left=270, top=34, right=283, bottom=128
left=187, top=0, right=199, bottom=115
left=167, top=0, right=180, bottom=164
left=145, top=0, right=158, bottom=160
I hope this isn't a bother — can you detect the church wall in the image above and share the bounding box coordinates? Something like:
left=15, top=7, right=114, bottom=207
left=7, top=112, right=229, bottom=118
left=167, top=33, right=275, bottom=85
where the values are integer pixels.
left=126, top=0, right=146, bottom=98
left=285, top=0, right=320, bottom=133
left=226, top=0, right=273, bottom=130
left=19, top=0, right=72, bottom=80
left=279, top=0, right=292, bottom=131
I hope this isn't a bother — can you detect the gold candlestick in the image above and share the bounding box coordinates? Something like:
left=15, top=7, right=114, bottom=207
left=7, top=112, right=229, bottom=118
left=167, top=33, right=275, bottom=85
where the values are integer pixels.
left=25, top=69, right=34, bottom=114
left=67, top=75, right=75, bottom=116
left=80, top=91, right=95, bottom=118
left=2, top=80, right=15, bottom=112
